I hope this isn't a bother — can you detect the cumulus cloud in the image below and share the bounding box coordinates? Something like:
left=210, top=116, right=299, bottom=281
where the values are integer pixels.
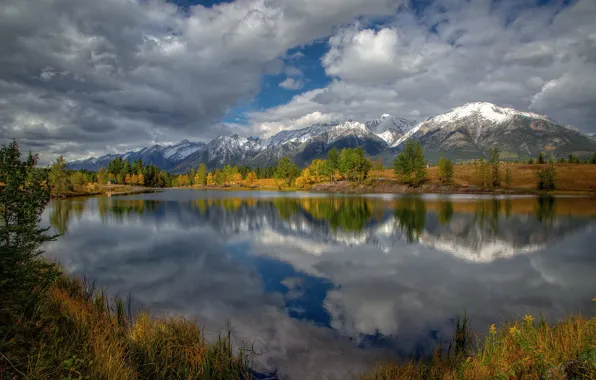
left=249, top=0, right=596, bottom=135
left=279, top=77, right=304, bottom=90
left=1, top=0, right=405, bottom=162
left=3, top=0, right=595, bottom=161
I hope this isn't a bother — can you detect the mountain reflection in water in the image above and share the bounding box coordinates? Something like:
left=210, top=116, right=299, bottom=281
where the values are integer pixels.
left=43, top=191, right=596, bottom=379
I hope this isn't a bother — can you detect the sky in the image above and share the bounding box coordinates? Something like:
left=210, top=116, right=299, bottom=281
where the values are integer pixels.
left=1, top=0, right=595, bottom=163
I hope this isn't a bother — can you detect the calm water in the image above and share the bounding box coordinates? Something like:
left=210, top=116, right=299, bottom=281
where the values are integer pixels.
left=43, top=190, right=596, bottom=379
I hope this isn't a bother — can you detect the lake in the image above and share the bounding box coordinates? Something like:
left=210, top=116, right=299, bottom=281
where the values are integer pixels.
left=42, top=190, right=596, bottom=379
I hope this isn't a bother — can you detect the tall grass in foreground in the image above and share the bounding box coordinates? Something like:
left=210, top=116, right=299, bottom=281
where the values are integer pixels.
left=1, top=274, right=251, bottom=379
left=362, top=312, right=596, bottom=380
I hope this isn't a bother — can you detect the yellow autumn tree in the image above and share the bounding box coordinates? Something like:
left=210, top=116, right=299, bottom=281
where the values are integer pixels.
left=245, top=172, right=257, bottom=187
left=206, top=172, right=215, bottom=186
left=295, top=168, right=313, bottom=189
left=137, top=172, right=144, bottom=186
left=231, top=173, right=243, bottom=186
left=125, top=173, right=132, bottom=185
left=131, top=174, right=138, bottom=185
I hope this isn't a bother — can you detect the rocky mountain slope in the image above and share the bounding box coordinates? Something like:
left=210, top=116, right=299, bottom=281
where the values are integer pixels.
left=399, top=102, right=596, bottom=161
left=67, top=102, right=596, bottom=171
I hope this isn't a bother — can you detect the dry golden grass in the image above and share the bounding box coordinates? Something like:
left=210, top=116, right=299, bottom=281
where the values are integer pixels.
left=363, top=314, right=596, bottom=380
left=373, top=163, right=596, bottom=192
left=3, top=274, right=250, bottom=379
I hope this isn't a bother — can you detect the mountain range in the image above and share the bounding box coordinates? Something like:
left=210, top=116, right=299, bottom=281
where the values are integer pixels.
left=68, top=102, right=596, bottom=171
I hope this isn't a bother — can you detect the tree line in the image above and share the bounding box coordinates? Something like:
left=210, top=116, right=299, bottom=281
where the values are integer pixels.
left=45, top=142, right=596, bottom=196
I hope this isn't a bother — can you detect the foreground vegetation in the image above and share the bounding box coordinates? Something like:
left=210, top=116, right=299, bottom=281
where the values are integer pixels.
left=363, top=314, right=596, bottom=379
left=1, top=142, right=250, bottom=379
left=2, top=141, right=595, bottom=379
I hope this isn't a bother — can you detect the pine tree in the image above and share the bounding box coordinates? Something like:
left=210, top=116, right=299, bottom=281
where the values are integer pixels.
left=537, top=163, right=556, bottom=191
left=537, top=152, right=545, bottom=164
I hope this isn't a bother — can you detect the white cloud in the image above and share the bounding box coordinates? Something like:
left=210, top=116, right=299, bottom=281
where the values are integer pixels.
left=2, top=0, right=595, bottom=161
left=279, top=77, right=304, bottom=90
left=249, top=0, right=596, bottom=134
left=0, top=0, right=406, bottom=161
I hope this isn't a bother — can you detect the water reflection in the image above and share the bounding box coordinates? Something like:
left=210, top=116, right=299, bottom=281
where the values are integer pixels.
left=44, top=192, right=596, bottom=379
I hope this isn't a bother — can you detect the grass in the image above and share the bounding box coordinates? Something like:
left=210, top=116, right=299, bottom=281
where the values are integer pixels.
left=0, top=272, right=251, bottom=379
left=374, top=163, right=596, bottom=193
left=2, top=272, right=595, bottom=380
left=183, top=163, right=596, bottom=195
left=362, top=313, right=596, bottom=380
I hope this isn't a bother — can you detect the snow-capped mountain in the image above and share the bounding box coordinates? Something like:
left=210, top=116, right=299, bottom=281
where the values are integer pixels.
left=67, top=102, right=596, bottom=171
left=366, top=114, right=417, bottom=146
left=68, top=140, right=206, bottom=171
left=175, top=120, right=389, bottom=170
left=395, top=102, right=596, bottom=161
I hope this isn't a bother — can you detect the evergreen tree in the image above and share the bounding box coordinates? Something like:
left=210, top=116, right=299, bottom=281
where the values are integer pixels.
left=537, top=152, right=545, bottom=164
left=591, top=153, right=596, bottom=164
left=274, top=157, right=300, bottom=187
left=537, top=163, right=556, bottom=191
left=568, top=153, right=580, bottom=164
left=489, top=148, right=501, bottom=188
left=0, top=142, right=59, bottom=313
left=393, top=141, right=426, bottom=186
left=107, top=157, right=124, bottom=176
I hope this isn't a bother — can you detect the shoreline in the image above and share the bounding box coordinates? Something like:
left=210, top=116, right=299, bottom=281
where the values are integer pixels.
left=173, top=181, right=596, bottom=197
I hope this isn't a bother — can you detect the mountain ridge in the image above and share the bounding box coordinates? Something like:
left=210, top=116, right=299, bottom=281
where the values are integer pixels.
left=67, top=102, right=596, bottom=171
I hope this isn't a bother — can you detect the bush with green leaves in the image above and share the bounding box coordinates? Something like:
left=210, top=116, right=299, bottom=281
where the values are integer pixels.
left=393, top=141, right=426, bottom=186
left=338, top=147, right=372, bottom=182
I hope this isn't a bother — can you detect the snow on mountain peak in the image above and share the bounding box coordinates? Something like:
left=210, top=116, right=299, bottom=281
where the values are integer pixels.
left=431, top=102, right=550, bottom=125
left=381, top=113, right=391, bottom=118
